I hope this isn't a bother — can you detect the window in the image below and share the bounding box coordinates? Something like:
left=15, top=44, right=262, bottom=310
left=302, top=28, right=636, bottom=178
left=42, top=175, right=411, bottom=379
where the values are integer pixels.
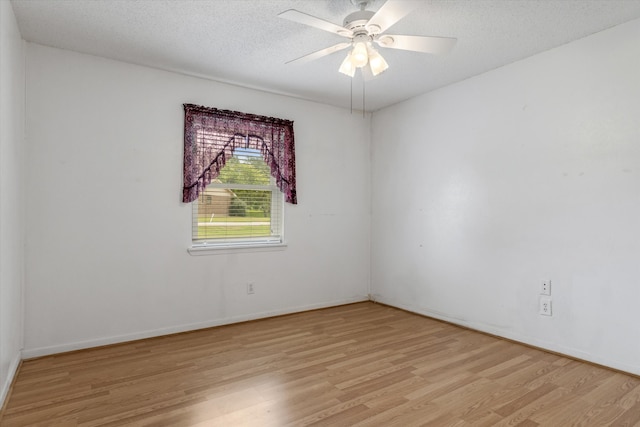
left=182, top=104, right=296, bottom=252
left=192, top=146, right=283, bottom=246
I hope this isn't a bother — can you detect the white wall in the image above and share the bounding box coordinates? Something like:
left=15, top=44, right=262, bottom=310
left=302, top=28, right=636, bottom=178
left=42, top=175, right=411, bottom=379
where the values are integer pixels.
left=0, top=0, right=25, bottom=405
left=371, top=18, right=640, bottom=375
left=23, top=44, right=370, bottom=357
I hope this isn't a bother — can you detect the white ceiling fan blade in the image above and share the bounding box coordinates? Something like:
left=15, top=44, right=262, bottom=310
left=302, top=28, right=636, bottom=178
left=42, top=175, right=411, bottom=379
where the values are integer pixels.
left=278, top=9, right=353, bottom=38
left=376, top=35, right=457, bottom=54
left=285, top=43, right=351, bottom=65
left=366, top=0, right=420, bottom=34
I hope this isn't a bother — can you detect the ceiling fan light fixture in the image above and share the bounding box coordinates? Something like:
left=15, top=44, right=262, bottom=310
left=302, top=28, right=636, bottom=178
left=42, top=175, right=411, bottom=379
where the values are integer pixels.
left=368, top=48, right=389, bottom=76
left=338, top=52, right=357, bottom=77
left=351, top=42, right=369, bottom=68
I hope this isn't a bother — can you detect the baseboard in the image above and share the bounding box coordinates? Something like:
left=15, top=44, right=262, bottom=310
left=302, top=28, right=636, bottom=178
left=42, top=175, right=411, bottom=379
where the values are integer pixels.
left=0, top=351, right=22, bottom=415
left=374, top=295, right=640, bottom=377
left=22, top=296, right=369, bottom=359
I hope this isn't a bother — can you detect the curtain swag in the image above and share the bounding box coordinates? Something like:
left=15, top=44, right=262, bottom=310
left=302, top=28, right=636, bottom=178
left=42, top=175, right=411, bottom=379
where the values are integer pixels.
left=182, top=104, right=297, bottom=204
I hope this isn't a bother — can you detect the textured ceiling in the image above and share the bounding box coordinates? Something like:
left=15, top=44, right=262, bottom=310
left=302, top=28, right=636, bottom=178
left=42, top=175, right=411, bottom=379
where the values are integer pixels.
left=10, top=0, right=640, bottom=111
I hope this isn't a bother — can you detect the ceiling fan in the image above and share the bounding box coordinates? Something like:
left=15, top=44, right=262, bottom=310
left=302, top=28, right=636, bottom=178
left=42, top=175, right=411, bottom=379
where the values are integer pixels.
left=278, top=0, right=457, bottom=77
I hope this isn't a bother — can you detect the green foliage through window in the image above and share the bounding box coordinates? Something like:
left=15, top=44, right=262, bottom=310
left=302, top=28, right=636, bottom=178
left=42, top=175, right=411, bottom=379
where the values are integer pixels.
left=218, top=153, right=270, bottom=185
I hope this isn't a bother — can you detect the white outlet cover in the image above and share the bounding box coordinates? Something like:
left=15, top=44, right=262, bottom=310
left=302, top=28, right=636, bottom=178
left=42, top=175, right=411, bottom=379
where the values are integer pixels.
left=539, top=297, right=552, bottom=316
left=541, top=280, right=551, bottom=295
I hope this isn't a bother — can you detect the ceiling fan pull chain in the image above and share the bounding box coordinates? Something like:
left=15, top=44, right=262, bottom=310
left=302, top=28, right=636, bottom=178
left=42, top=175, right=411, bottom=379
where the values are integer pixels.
left=350, top=77, right=353, bottom=115
left=362, top=74, right=365, bottom=119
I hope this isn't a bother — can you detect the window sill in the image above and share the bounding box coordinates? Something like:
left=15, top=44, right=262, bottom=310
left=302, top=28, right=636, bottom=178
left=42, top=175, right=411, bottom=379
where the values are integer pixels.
left=188, top=242, right=287, bottom=256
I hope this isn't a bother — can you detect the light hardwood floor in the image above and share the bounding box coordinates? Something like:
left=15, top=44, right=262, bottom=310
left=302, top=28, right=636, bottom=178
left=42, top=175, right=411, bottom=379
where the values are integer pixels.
left=2, top=302, right=640, bottom=426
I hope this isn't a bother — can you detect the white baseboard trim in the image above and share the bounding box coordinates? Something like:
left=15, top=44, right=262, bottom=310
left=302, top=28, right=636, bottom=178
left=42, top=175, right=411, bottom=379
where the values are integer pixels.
left=22, top=296, right=369, bottom=359
left=375, top=296, right=640, bottom=377
left=0, top=351, right=22, bottom=410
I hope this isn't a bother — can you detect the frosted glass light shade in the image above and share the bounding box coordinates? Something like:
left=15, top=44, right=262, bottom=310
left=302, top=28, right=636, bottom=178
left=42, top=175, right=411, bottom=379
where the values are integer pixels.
left=338, top=53, right=356, bottom=77
left=351, top=42, right=369, bottom=68
left=368, top=49, right=389, bottom=76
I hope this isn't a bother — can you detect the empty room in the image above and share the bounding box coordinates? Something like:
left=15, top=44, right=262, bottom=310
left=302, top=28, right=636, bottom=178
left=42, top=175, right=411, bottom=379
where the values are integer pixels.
left=1, top=0, right=640, bottom=425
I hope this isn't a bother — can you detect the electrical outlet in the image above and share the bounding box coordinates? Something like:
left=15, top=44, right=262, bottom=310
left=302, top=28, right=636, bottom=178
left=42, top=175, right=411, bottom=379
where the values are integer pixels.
left=247, top=282, right=255, bottom=295
left=541, top=280, right=551, bottom=296
left=539, top=297, right=552, bottom=316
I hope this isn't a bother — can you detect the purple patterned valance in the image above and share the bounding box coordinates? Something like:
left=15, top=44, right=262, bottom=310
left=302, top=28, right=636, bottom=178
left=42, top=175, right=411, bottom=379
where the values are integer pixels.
left=182, top=104, right=297, bottom=204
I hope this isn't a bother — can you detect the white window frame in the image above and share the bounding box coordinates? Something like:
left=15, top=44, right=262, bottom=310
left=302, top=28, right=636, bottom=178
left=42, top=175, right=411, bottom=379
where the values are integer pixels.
left=188, top=156, right=286, bottom=255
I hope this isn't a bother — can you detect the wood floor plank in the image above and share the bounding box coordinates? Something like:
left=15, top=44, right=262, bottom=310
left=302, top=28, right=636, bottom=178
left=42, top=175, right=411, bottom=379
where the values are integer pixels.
left=491, top=387, right=578, bottom=426
left=2, top=302, right=639, bottom=426
left=493, top=383, right=559, bottom=417
left=609, top=400, right=640, bottom=426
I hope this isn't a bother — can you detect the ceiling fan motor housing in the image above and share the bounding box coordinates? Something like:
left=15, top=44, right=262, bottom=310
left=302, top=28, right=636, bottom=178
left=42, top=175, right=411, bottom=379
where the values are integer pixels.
left=343, top=10, right=376, bottom=33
